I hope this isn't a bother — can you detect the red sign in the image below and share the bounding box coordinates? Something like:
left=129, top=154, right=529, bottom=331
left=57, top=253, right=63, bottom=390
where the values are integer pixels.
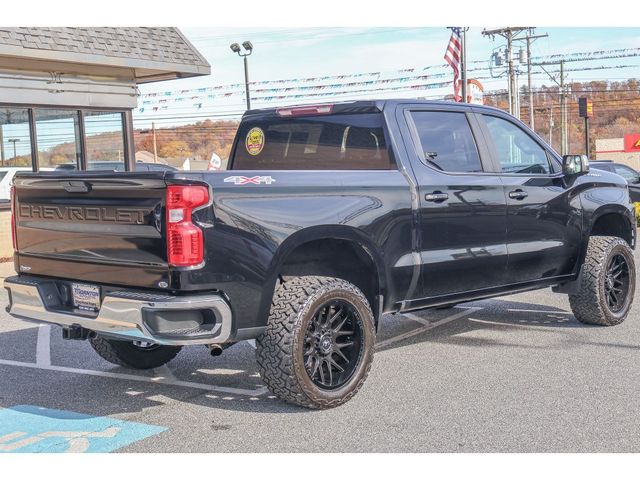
left=624, top=134, right=640, bottom=152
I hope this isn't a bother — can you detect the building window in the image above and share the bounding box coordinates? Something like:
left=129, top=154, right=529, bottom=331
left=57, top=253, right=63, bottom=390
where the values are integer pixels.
left=84, top=111, right=126, bottom=171
left=0, top=107, right=32, bottom=168
left=34, top=109, right=82, bottom=170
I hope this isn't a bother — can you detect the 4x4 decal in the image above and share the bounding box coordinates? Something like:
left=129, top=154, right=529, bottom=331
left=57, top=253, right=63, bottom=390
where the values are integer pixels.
left=224, top=175, right=276, bottom=185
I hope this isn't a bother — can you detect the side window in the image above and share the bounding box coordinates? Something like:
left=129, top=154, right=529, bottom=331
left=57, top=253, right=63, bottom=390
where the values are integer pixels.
left=410, top=111, right=482, bottom=173
left=613, top=164, right=639, bottom=183
left=483, top=115, right=551, bottom=174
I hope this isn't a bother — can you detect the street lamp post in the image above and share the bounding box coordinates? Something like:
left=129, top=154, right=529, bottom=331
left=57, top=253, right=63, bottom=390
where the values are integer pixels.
left=8, top=138, right=19, bottom=165
left=230, top=41, right=254, bottom=110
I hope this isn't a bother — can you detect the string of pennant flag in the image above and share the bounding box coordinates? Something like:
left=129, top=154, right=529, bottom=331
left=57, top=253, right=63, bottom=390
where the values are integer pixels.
left=139, top=68, right=444, bottom=97
left=137, top=61, right=640, bottom=113
left=137, top=81, right=454, bottom=112
left=137, top=46, right=640, bottom=102
left=139, top=74, right=440, bottom=103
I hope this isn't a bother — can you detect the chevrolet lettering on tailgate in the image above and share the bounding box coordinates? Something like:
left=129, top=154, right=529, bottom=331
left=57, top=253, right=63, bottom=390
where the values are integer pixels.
left=19, top=205, right=148, bottom=224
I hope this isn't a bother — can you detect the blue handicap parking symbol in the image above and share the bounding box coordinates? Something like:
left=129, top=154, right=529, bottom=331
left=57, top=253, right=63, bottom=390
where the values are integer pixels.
left=0, top=405, right=166, bottom=453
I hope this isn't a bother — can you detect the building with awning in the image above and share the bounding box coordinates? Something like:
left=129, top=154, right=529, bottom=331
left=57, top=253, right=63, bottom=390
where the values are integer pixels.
left=0, top=27, right=210, bottom=257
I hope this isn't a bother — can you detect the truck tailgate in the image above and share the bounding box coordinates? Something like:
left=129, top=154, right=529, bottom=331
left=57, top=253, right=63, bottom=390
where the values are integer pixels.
left=13, top=173, right=169, bottom=289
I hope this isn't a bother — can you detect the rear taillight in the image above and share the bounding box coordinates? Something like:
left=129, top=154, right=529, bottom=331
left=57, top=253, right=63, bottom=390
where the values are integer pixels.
left=10, top=185, right=17, bottom=251
left=166, top=185, right=209, bottom=267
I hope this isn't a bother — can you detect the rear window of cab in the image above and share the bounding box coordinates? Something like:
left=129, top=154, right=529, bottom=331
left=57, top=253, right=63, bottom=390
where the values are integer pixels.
left=231, top=113, right=394, bottom=170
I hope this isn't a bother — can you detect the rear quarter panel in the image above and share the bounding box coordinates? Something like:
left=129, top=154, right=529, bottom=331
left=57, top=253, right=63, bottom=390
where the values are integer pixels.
left=173, top=170, right=413, bottom=334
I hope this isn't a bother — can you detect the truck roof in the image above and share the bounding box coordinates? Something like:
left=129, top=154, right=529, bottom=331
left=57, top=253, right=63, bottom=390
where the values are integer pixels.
left=243, top=98, right=507, bottom=117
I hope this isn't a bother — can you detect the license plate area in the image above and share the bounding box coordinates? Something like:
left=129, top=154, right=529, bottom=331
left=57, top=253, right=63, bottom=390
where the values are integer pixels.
left=71, top=283, right=101, bottom=312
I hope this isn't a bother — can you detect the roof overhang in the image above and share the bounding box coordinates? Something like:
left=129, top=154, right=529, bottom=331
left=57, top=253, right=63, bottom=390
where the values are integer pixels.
left=0, top=43, right=210, bottom=83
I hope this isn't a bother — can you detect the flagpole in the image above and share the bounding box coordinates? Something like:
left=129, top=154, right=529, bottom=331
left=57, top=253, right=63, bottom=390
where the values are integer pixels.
left=461, top=28, right=468, bottom=103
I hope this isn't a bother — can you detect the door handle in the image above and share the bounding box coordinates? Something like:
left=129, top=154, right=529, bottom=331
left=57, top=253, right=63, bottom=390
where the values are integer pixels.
left=425, top=191, right=449, bottom=202
left=508, top=189, right=528, bottom=200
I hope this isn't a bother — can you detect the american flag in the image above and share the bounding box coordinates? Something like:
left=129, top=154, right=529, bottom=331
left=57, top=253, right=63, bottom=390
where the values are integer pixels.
left=444, top=27, right=463, bottom=102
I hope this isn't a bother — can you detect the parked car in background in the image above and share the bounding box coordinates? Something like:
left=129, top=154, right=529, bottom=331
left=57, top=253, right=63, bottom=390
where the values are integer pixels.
left=0, top=166, right=54, bottom=202
left=591, top=160, right=640, bottom=202
left=0, top=167, right=31, bottom=203
left=133, top=162, right=178, bottom=172
left=54, top=161, right=178, bottom=172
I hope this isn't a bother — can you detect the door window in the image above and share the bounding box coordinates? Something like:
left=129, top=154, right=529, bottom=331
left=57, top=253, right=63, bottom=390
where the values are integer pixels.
left=483, top=115, right=551, bottom=174
left=410, top=111, right=482, bottom=173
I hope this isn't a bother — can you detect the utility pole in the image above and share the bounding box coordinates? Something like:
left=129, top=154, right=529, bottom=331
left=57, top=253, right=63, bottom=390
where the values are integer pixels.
left=549, top=104, right=553, bottom=146
left=8, top=138, right=19, bottom=163
left=152, top=122, right=158, bottom=163
left=507, top=33, right=516, bottom=116
left=482, top=27, right=530, bottom=118
left=522, top=29, right=548, bottom=130
left=0, top=126, right=4, bottom=167
left=560, top=60, right=567, bottom=155
left=536, top=59, right=569, bottom=154
left=527, top=33, right=533, bottom=128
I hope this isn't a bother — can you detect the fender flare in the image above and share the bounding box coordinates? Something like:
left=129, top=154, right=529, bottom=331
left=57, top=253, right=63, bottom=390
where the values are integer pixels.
left=256, top=225, right=389, bottom=325
left=571, top=203, right=636, bottom=278
left=587, top=203, right=635, bottom=245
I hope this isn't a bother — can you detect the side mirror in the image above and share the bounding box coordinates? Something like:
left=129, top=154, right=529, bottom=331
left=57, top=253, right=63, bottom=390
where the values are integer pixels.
left=562, top=154, right=590, bottom=177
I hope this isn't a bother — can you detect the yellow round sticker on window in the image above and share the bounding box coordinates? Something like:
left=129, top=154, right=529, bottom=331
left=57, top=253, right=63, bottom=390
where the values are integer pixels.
left=246, top=127, right=265, bottom=156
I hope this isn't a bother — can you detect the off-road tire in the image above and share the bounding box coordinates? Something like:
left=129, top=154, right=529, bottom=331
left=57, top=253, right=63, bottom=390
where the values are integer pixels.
left=569, top=235, right=636, bottom=326
left=89, top=336, right=182, bottom=369
left=256, top=276, right=375, bottom=409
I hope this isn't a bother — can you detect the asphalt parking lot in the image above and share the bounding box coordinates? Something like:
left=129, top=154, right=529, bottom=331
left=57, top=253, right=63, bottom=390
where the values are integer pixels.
left=1, top=258, right=640, bottom=453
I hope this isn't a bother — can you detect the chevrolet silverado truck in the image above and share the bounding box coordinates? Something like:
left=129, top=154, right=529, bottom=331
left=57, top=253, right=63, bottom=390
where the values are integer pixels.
left=4, top=100, right=637, bottom=409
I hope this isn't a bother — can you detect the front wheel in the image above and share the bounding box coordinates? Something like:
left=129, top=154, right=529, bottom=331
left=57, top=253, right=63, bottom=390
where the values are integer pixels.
left=89, top=336, right=182, bottom=369
left=569, top=235, right=636, bottom=326
left=256, top=276, right=375, bottom=409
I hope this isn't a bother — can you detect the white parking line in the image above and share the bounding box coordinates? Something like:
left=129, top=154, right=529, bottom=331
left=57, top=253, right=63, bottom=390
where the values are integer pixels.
left=36, top=325, right=51, bottom=366
left=0, top=358, right=269, bottom=397
left=153, top=364, right=178, bottom=382
left=377, top=307, right=482, bottom=349
left=1, top=321, right=269, bottom=397
left=507, top=308, right=570, bottom=314
left=401, top=312, right=432, bottom=326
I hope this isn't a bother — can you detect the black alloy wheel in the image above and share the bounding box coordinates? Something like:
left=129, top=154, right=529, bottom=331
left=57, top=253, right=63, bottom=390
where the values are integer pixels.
left=605, top=253, right=631, bottom=313
left=303, top=300, right=364, bottom=390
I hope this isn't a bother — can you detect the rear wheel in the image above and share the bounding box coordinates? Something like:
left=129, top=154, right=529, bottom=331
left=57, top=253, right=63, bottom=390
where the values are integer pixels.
left=569, top=236, right=636, bottom=326
left=256, top=276, right=375, bottom=409
left=89, top=336, right=182, bottom=369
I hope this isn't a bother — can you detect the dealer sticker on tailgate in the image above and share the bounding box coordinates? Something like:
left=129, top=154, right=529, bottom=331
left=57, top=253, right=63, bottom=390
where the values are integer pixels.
left=72, top=283, right=101, bottom=312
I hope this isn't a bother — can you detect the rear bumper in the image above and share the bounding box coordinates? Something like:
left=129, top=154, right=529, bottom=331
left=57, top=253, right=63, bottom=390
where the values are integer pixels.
left=3, top=275, right=233, bottom=346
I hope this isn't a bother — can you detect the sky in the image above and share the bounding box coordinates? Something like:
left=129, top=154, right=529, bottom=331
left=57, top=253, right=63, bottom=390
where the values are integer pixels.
left=133, top=27, right=640, bottom=129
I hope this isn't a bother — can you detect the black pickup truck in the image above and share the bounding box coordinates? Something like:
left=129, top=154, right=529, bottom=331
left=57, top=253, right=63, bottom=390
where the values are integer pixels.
left=5, top=100, right=637, bottom=409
